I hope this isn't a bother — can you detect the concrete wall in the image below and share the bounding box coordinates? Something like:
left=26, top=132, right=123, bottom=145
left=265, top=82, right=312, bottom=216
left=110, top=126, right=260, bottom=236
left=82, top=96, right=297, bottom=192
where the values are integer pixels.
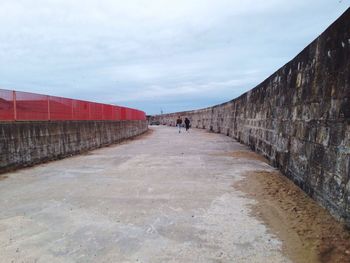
left=152, top=9, right=350, bottom=224
left=0, top=120, right=148, bottom=173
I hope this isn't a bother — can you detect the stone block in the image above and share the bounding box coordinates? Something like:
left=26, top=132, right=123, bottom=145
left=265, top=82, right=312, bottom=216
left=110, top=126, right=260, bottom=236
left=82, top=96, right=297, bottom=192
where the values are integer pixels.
left=316, top=126, right=330, bottom=146
left=328, top=122, right=345, bottom=146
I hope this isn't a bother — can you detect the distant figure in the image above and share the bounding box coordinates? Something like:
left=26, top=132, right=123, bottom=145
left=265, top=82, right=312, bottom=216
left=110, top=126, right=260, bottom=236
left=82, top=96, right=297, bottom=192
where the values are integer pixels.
left=176, top=116, right=182, bottom=133
left=184, top=118, right=190, bottom=132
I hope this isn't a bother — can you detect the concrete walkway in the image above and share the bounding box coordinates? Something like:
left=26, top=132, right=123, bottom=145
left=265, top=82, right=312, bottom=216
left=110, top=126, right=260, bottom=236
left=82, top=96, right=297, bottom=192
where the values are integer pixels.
left=0, top=126, right=291, bottom=263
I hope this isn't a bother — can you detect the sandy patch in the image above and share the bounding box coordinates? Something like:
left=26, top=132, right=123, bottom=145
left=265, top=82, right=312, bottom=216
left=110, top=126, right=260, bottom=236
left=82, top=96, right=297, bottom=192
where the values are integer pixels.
left=214, top=151, right=269, bottom=164
left=0, top=174, right=8, bottom=181
left=235, top=171, right=350, bottom=263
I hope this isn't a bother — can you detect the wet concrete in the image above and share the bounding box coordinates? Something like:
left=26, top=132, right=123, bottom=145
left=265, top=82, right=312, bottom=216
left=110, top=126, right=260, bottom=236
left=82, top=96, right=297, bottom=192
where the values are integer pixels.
left=0, top=126, right=291, bottom=262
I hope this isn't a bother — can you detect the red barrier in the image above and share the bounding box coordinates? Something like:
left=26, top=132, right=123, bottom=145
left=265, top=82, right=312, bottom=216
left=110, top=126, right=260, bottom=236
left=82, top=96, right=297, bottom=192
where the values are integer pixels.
left=0, top=89, right=146, bottom=121
left=0, top=90, right=14, bottom=120
left=16, top=91, right=49, bottom=120
left=49, top=96, right=73, bottom=120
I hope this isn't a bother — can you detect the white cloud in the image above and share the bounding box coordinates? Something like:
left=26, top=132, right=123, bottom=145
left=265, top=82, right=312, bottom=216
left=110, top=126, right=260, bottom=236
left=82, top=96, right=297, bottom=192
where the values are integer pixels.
left=115, top=77, right=258, bottom=102
left=0, top=0, right=348, bottom=113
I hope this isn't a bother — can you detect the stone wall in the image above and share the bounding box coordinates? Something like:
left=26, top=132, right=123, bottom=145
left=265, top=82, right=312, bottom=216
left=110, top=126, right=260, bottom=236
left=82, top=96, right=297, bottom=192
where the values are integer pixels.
left=0, top=120, right=148, bottom=173
left=151, top=8, right=350, bottom=224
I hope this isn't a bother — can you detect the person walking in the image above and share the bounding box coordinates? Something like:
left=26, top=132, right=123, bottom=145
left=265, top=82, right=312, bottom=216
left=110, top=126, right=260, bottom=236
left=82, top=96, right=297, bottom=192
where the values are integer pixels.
left=176, top=116, right=182, bottom=133
left=184, top=117, right=190, bottom=132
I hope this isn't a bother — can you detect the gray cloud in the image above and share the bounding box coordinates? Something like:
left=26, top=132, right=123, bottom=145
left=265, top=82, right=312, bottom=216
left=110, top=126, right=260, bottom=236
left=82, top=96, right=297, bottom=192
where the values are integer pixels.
left=0, top=0, right=348, bottom=114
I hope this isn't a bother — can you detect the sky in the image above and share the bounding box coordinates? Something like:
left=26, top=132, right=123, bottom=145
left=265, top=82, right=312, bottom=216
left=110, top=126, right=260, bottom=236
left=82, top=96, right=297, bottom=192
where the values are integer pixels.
left=0, top=1, right=349, bottom=114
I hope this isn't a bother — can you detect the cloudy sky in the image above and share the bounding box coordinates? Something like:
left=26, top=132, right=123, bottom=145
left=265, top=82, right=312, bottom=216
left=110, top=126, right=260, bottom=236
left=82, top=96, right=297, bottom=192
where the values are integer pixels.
left=0, top=0, right=348, bottom=114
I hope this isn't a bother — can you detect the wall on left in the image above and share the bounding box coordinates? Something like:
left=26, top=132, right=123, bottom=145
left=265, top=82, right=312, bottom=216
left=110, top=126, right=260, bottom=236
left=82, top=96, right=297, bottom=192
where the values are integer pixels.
left=0, top=120, right=148, bottom=173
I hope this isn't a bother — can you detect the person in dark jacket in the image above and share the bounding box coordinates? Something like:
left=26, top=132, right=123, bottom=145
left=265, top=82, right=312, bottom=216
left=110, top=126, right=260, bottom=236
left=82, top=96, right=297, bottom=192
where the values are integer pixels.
left=176, top=116, right=182, bottom=133
left=184, top=117, right=190, bottom=132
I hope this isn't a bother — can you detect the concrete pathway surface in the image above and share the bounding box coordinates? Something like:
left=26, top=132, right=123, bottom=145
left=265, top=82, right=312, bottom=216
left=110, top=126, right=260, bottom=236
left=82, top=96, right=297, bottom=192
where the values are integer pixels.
left=0, top=126, right=291, bottom=263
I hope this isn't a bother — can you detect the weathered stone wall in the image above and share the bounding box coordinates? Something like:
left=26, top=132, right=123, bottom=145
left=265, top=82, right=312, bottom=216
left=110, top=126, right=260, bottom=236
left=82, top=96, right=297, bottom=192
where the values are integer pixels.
left=0, top=120, right=148, bottom=173
left=152, top=8, right=350, bottom=224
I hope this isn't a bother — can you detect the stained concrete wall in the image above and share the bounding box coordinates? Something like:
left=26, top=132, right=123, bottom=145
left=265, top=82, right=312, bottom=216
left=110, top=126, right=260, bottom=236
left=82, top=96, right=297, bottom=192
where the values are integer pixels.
left=151, top=8, right=350, bottom=224
left=0, top=120, right=148, bottom=173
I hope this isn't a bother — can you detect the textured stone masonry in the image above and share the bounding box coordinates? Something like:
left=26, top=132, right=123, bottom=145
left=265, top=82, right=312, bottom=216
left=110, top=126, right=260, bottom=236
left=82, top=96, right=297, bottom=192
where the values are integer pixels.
left=0, top=120, right=148, bottom=173
left=151, top=8, right=350, bottom=225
